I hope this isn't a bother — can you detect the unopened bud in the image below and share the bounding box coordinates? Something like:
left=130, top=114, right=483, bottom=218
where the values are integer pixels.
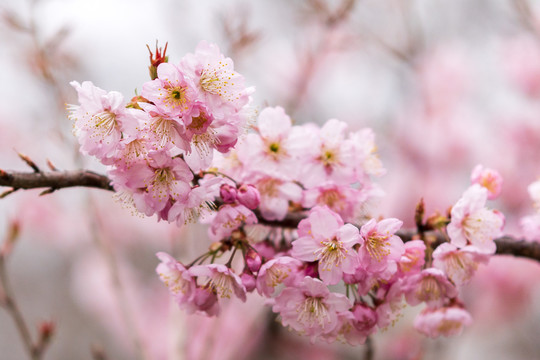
left=245, top=249, right=262, bottom=273
left=236, top=184, right=260, bottom=210
left=146, top=41, right=168, bottom=80
left=38, top=320, right=55, bottom=345
left=126, top=95, right=150, bottom=110
left=240, top=273, right=256, bottom=292
left=220, top=184, right=237, bottom=204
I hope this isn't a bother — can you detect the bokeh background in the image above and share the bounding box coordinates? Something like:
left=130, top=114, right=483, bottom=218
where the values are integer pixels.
left=1, top=0, right=540, bottom=359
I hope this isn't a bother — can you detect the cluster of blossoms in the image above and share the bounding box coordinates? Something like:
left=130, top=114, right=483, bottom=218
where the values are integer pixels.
left=69, top=41, right=254, bottom=223
left=71, top=42, right=507, bottom=344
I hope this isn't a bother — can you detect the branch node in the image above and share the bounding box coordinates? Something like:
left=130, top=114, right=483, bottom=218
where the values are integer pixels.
left=17, top=152, right=40, bottom=173
left=39, top=188, right=56, bottom=196
left=0, top=188, right=18, bottom=199
left=46, top=159, right=58, bottom=171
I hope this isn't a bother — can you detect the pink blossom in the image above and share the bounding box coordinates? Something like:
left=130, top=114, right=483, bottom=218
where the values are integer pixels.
left=272, top=276, right=352, bottom=341
left=256, top=256, right=303, bottom=297
left=358, top=218, right=405, bottom=272
left=292, top=206, right=361, bottom=285
left=301, top=183, right=367, bottom=222
left=112, top=151, right=193, bottom=216
left=403, top=268, right=458, bottom=308
left=253, top=175, right=302, bottom=221
left=168, top=176, right=222, bottom=225
left=239, top=107, right=297, bottom=175
left=141, top=62, right=197, bottom=118
left=155, top=252, right=195, bottom=305
left=447, top=184, right=504, bottom=254
left=297, top=119, right=356, bottom=187
left=69, top=81, right=139, bottom=160
left=189, top=264, right=247, bottom=302
left=208, top=204, right=257, bottom=241
left=470, top=164, right=503, bottom=200
left=398, top=240, right=426, bottom=275
left=414, top=306, right=472, bottom=338
left=180, top=40, right=253, bottom=113
left=432, top=243, right=490, bottom=286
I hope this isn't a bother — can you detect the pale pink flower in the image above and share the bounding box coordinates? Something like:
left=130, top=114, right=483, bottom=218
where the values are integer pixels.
left=432, top=243, right=490, bottom=286
left=137, top=102, right=190, bottom=151
left=470, top=164, right=503, bottom=200
left=155, top=252, right=195, bottom=304
left=358, top=218, right=405, bottom=272
left=302, top=183, right=367, bottom=222
left=208, top=204, right=257, bottom=241
left=252, top=174, right=302, bottom=221
left=347, top=128, right=385, bottom=178
left=141, top=62, right=198, bottom=118
left=180, top=40, right=253, bottom=113
left=298, top=119, right=356, bottom=187
left=403, top=268, right=458, bottom=308
left=447, top=184, right=504, bottom=254
left=239, top=107, right=297, bottom=175
left=319, top=311, right=368, bottom=345
left=292, top=206, right=361, bottom=285
left=189, top=264, right=247, bottom=302
left=256, top=256, right=303, bottom=297
left=398, top=240, right=426, bottom=275
left=414, top=306, right=472, bottom=338
left=168, top=176, right=221, bottom=225
left=272, top=276, right=352, bottom=340
left=69, top=81, right=138, bottom=160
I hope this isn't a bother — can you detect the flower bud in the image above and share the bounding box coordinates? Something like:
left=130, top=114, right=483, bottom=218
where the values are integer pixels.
left=245, top=248, right=262, bottom=273
left=237, top=184, right=260, bottom=210
left=220, top=184, right=237, bottom=204
left=240, top=272, right=256, bottom=292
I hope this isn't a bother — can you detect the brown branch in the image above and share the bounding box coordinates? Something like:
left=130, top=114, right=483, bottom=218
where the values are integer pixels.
left=2, top=168, right=540, bottom=263
left=0, top=169, right=114, bottom=194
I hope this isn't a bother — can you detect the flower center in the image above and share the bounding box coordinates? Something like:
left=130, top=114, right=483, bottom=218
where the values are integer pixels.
left=296, top=296, right=330, bottom=327
left=315, top=237, right=347, bottom=271
left=416, top=276, right=442, bottom=302
left=163, top=85, right=188, bottom=111
left=208, top=273, right=234, bottom=298
left=365, top=233, right=391, bottom=262
left=90, top=111, right=118, bottom=139
left=317, top=189, right=345, bottom=211
left=266, top=266, right=290, bottom=288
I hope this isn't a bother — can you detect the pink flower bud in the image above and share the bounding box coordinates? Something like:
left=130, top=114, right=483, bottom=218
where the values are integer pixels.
left=236, top=184, right=260, bottom=210
left=245, top=249, right=262, bottom=273
left=352, top=304, right=378, bottom=333
left=220, top=184, right=237, bottom=204
left=241, top=273, right=256, bottom=292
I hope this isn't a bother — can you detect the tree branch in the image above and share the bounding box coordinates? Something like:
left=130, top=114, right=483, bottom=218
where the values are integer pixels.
left=1, top=168, right=540, bottom=263
left=0, top=169, right=114, bottom=193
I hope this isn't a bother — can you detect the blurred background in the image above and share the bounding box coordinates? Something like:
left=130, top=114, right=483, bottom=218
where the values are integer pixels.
left=1, top=0, right=540, bottom=359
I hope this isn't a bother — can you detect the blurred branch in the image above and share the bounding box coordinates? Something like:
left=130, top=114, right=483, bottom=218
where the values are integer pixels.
left=219, top=6, right=261, bottom=60
left=286, top=0, right=358, bottom=114
left=513, top=0, right=540, bottom=39
left=0, top=226, right=54, bottom=360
